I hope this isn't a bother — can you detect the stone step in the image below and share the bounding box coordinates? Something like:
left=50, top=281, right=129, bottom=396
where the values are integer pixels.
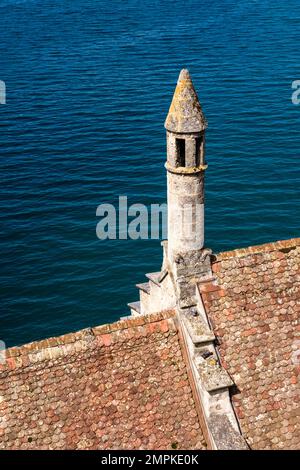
left=182, top=308, right=215, bottom=344
left=178, top=296, right=197, bottom=309
left=136, top=282, right=150, bottom=295
left=194, top=353, right=233, bottom=392
left=145, top=272, right=161, bottom=287
left=127, top=301, right=141, bottom=315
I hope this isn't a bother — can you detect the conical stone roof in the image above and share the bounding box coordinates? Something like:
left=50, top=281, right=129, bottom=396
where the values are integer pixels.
left=165, top=69, right=207, bottom=133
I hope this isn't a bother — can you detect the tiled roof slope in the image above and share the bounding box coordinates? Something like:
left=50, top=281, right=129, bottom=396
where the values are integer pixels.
left=199, top=238, right=300, bottom=450
left=0, top=311, right=207, bottom=450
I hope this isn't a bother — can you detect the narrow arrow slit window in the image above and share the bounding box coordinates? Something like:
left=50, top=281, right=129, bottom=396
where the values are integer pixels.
left=176, top=139, right=186, bottom=167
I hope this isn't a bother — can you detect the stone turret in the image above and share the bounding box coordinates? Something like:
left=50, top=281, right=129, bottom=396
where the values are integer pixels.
left=165, top=69, right=208, bottom=264
left=129, top=69, right=212, bottom=316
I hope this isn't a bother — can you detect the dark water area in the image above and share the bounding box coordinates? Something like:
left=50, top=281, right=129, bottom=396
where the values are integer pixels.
left=1, top=0, right=300, bottom=346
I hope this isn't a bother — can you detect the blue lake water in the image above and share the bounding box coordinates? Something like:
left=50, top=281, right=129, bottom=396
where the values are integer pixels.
left=1, top=0, right=300, bottom=347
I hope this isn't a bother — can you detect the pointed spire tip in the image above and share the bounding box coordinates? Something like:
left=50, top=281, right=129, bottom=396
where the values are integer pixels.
left=164, top=69, right=207, bottom=133
left=178, top=69, right=190, bottom=82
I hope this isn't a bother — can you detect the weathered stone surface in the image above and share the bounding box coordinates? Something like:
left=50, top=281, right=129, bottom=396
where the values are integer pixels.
left=208, top=414, right=249, bottom=450
left=167, top=249, right=213, bottom=308
left=176, top=278, right=197, bottom=307
left=196, top=357, right=233, bottom=392
left=136, top=282, right=150, bottom=295
left=173, top=248, right=212, bottom=278
left=145, top=272, right=161, bottom=286
left=167, top=173, right=205, bottom=257
left=182, top=309, right=215, bottom=344
left=165, top=69, right=207, bottom=133
left=127, top=301, right=141, bottom=315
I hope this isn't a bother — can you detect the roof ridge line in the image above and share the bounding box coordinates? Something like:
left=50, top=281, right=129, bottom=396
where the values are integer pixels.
left=1, top=310, right=176, bottom=367
left=214, top=237, right=300, bottom=261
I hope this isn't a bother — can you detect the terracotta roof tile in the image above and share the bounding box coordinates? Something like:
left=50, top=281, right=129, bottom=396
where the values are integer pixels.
left=0, top=310, right=207, bottom=450
left=199, top=238, right=300, bottom=449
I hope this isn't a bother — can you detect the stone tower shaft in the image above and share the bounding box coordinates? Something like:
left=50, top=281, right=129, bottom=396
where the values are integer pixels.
left=165, top=69, right=207, bottom=263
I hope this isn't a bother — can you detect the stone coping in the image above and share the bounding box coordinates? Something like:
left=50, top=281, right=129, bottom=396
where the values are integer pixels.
left=0, top=310, right=176, bottom=371
left=214, top=237, right=300, bottom=262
